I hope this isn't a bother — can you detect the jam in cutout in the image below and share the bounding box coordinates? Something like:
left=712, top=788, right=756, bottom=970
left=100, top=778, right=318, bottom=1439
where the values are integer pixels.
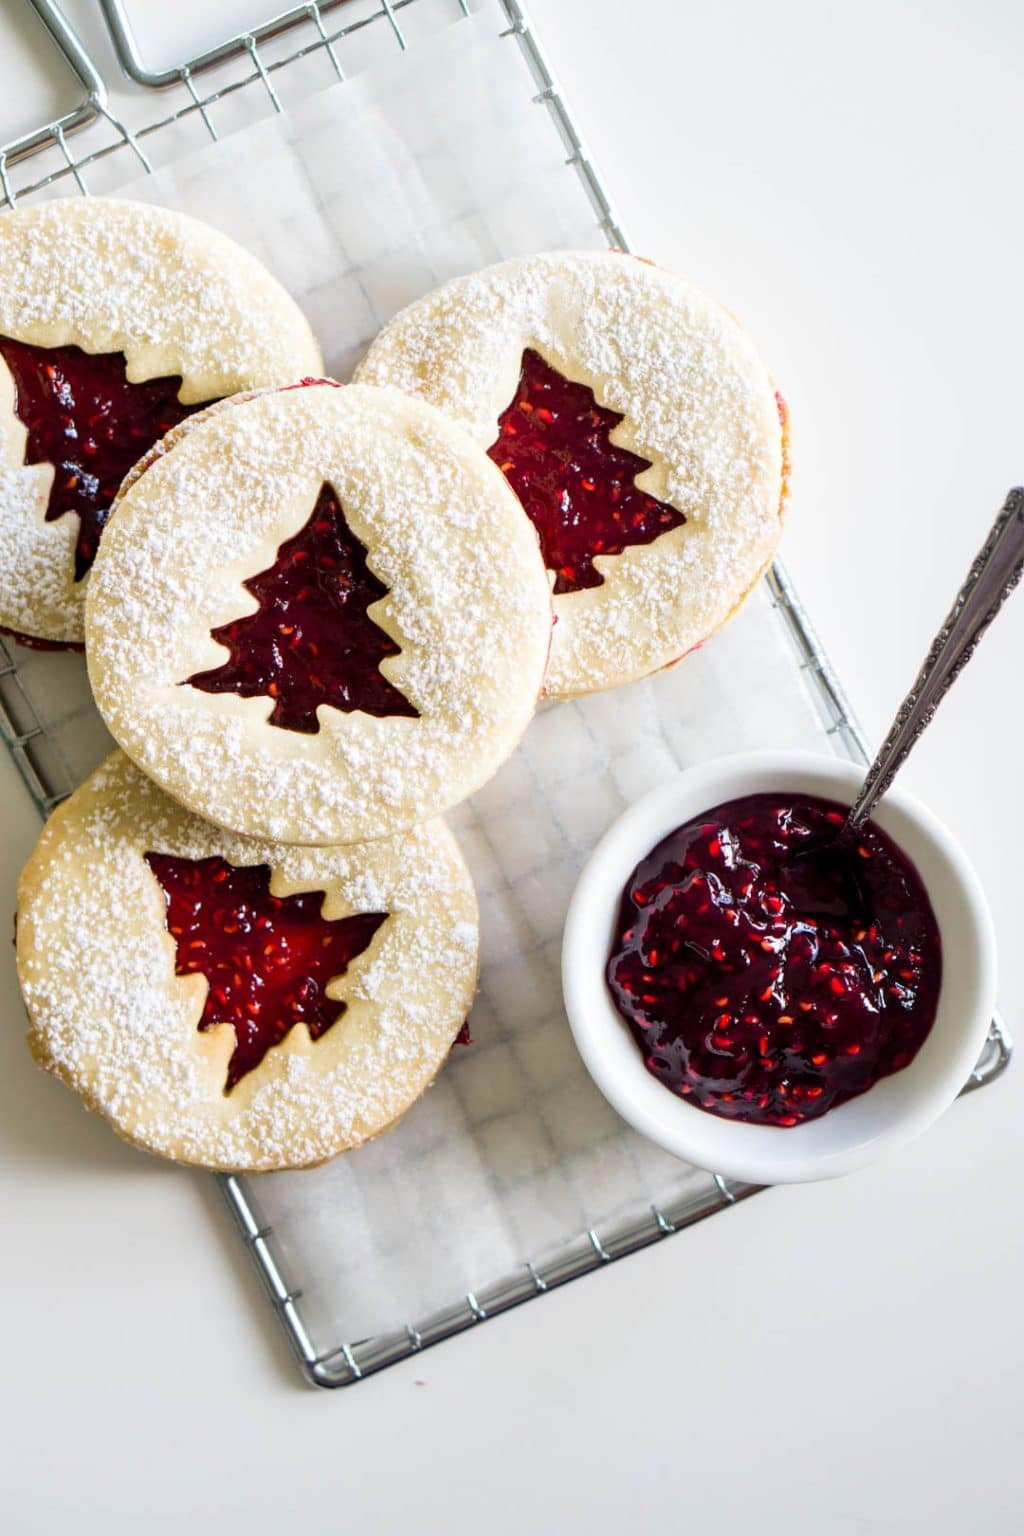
left=607, top=793, right=942, bottom=1127
left=186, top=482, right=419, bottom=733
left=488, top=348, right=685, bottom=594
left=145, top=851, right=387, bottom=1092
left=0, top=337, right=203, bottom=581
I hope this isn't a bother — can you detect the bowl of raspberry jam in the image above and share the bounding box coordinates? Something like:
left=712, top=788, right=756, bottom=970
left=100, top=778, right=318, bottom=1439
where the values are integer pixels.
left=562, top=751, right=996, bottom=1183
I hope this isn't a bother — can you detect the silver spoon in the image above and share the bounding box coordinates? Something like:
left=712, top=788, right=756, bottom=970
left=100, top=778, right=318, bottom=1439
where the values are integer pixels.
left=787, top=487, right=1024, bottom=915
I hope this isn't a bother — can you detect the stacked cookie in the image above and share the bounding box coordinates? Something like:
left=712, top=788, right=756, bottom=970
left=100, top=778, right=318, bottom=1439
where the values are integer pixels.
left=9, top=199, right=787, bottom=1172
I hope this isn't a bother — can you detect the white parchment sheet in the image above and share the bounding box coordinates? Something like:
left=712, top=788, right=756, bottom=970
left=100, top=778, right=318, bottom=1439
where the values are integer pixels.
left=23, top=4, right=832, bottom=1348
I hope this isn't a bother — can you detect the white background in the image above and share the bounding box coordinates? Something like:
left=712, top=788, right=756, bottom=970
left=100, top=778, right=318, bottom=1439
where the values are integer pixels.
left=2, top=2, right=1022, bottom=1531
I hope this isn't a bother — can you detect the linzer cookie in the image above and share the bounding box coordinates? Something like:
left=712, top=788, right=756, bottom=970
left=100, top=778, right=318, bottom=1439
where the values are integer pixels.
left=86, top=380, right=552, bottom=845
left=356, top=250, right=789, bottom=698
left=17, top=752, right=479, bottom=1171
left=0, top=197, right=322, bottom=646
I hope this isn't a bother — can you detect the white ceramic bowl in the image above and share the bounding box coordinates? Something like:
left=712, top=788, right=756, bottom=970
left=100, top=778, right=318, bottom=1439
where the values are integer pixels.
left=562, top=750, right=997, bottom=1184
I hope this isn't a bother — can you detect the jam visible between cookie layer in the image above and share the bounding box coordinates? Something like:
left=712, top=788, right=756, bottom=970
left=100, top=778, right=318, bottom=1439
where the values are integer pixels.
left=0, top=337, right=204, bottom=581
left=145, top=851, right=388, bottom=1091
left=185, top=482, right=419, bottom=733
left=607, top=793, right=942, bottom=1127
left=488, top=348, right=685, bottom=594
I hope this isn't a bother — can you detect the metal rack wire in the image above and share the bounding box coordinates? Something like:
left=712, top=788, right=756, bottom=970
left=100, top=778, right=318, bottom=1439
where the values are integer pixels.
left=0, top=0, right=1012, bottom=1389
left=2, top=0, right=476, bottom=204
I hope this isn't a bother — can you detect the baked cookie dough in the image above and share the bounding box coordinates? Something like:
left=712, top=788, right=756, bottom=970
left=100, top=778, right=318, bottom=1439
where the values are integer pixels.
left=0, top=197, right=322, bottom=645
left=86, top=380, right=552, bottom=845
left=356, top=250, right=788, bottom=698
left=17, top=752, right=479, bottom=1172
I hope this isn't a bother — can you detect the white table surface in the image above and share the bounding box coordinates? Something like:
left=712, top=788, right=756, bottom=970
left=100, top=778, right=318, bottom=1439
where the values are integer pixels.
left=2, top=2, right=1022, bottom=1531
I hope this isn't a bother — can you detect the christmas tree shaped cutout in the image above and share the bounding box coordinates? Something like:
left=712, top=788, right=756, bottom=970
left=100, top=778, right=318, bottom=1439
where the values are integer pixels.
left=488, top=348, right=685, bottom=594
left=186, top=482, right=419, bottom=733
left=145, top=851, right=388, bottom=1092
left=0, top=335, right=198, bottom=580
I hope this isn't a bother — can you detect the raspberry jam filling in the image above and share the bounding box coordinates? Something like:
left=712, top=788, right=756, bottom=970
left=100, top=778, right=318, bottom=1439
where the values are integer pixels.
left=0, top=622, right=84, bottom=654
left=186, top=482, right=419, bottom=733
left=488, top=348, right=685, bottom=594
left=0, top=337, right=203, bottom=581
left=607, top=793, right=942, bottom=1127
left=145, top=851, right=387, bottom=1091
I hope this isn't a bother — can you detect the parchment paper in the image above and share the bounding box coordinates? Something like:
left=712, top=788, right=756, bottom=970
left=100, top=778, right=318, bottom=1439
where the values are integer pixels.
left=15, top=3, right=834, bottom=1351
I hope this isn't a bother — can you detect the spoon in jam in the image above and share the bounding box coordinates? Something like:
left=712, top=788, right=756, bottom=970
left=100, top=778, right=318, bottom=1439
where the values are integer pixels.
left=784, top=487, right=1024, bottom=918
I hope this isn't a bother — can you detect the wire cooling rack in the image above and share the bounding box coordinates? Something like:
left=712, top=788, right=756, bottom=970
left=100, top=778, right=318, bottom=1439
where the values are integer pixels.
left=1, top=0, right=1013, bottom=1389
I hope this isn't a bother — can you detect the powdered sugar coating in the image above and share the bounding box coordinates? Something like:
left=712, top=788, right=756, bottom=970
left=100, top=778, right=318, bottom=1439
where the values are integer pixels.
left=0, top=198, right=322, bottom=644
left=17, top=752, right=479, bottom=1171
left=86, top=382, right=553, bottom=845
left=355, top=251, right=786, bottom=698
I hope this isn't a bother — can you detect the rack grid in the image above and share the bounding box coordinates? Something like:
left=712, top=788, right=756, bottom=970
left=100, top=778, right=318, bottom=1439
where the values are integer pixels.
left=0, top=0, right=1011, bottom=1389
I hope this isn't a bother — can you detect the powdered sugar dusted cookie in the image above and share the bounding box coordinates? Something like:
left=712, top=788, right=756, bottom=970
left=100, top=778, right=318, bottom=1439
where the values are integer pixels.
left=0, top=197, right=322, bottom=646
left=356, top=250, right=788, bottom=698
left=86, top=380, right=552, bottom=845
left=17, top=752, right=478, bottom=1171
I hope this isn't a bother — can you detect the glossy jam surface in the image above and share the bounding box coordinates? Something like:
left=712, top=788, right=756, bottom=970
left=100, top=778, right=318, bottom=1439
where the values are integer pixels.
left=145, top=851, right=387, bottom=1091
left=488, top=348, right=684, bottom=594
left=607, top=793, right=942, bottom=1126
left=0, top=336, right=201, bottom=580
left=186, top=482, right=419, bottom=733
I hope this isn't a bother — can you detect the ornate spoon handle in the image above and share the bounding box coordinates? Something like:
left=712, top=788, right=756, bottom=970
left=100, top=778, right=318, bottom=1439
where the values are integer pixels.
left=846, top=487, right=1024, bottom=832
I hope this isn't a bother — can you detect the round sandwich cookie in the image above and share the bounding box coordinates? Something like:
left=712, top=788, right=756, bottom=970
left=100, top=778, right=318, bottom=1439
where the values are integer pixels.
left=0, top=196, right=322, bottom=647
left=17, top=752, right=479, bottom=1172
left=86, top=379, right=553, bottom=845
left=356, top=250, right=789, bottom=699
